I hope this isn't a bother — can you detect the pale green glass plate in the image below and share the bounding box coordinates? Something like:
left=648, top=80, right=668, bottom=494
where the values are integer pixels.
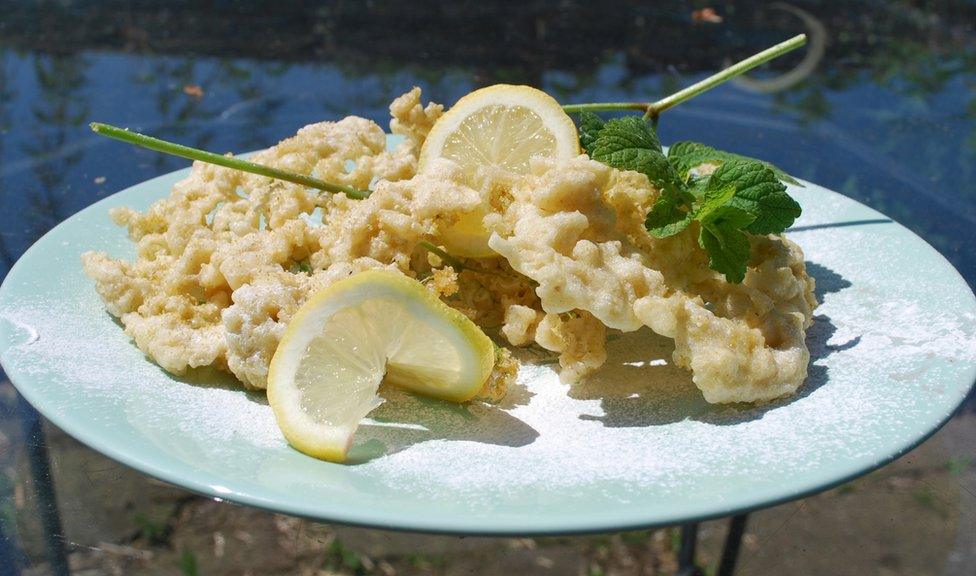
left=2, top=140, right=975, bottom=535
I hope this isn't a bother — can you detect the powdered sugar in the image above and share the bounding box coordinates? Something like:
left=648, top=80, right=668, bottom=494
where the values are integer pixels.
left=1, top=178, right=975, bottom=528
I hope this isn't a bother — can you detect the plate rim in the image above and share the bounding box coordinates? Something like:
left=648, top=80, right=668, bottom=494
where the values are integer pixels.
left=2, top=160, right=975, bottom=536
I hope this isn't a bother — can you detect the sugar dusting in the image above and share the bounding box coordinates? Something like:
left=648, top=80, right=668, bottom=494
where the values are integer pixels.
left=0, top=295, right=287, bottom=453
left=2, top=186, right=976, bottom=511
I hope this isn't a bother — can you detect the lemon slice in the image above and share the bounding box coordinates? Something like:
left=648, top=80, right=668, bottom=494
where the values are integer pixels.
left=267, top=269, right=495, bottom=462
left=418, top=84, right=580, bottom=257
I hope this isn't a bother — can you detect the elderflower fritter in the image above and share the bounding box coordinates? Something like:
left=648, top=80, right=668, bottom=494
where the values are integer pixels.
left=83, top=89, right=514, bottom=400
left=487, top=155, right=816, bottom=402
left=84, top=87, right=817, bottom=406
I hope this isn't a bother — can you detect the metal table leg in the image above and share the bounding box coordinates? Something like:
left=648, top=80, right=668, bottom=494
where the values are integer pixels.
left=718, top=514, right=749, bottom=576
left=675, top=513, right=750, bottom=576
left=0, top=515, right=22, bottom=576
left=17, top=395, right=70, bottom=576
left=676, top=522, right=704, bottom=576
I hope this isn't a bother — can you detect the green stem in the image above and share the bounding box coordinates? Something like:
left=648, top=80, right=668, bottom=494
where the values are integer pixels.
left=418, top=241, right=497, bottom=274
left=89, top=123, right=371, bottom=199
left=560, top=102, right=648, bottom=114
left=560, top=34, right=807, bottom=118
left=91, top=35, right=805, bottom=270
left=418, top=241, right=466, bottom=270
left=92, top=35, right=805, bottom=200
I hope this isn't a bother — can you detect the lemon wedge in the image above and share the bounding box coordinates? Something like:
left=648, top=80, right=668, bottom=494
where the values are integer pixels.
left=267, top=269, right=495, bottom=462
left=418, top=84, right=580, bottom=257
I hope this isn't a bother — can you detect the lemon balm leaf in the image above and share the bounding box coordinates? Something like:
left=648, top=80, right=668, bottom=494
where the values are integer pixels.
left=577, top=111, right=605, bottom=155
left=702, top=160, right=801, bottom=234
left=588, top=117, right=684, bottom=195
left=645, top=201, right=693, bottom=238
left=590, top=116, right=663, bottom=156
left=698, top=205, right=756, bottom=283
left=573, top=109, right=804, bottom=283
left=668, top=141, right=801, bottom=186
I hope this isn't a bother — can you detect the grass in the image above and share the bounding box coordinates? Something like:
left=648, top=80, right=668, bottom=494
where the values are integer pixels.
left=180, top=551, right=199, bottom=576
left=620, top=529, right=653, bottom=546
left=912, top=486, right=949, bottom=519
left=669, top=528, right=681, bottom=555
left=133, top=512, right=168, bottom=543
left=324, top=538, right=365, bottom=573
left=946, top=457, right=971, bottom=476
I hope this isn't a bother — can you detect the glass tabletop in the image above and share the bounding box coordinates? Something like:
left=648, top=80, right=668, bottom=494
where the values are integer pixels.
left=1, top=2, right=974, bottom=574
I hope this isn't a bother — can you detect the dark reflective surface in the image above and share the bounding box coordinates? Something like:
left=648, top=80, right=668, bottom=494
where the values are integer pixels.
left=1, top=2, right=975, bottom=574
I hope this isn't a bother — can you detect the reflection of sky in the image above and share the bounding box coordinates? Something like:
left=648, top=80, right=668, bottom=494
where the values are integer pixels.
left=1, top=48, right=974, bottom=287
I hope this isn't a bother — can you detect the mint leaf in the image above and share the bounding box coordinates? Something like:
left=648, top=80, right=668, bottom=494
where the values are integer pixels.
left=700, top=221, right=751, bottom=284
left=691, top=160, right=797, bottom=279
left=645, top=195, right=692, bottom=238
left=577, top=111, right=605, bottom=155
left=698, top=205, right=755, bottom=283
left=704, top=160, right=801, bottom=234
left=589, top=116, right=681, bottom=192
left=668, top=141, right=801, bottom=186
left=591, top=116, right=663, bottom=155
left=574, top=113, right=804, bottom=284
left=586, top=116, right=696, bottom=237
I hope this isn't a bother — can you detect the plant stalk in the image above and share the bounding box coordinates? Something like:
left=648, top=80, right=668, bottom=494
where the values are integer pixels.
left=561, top=34, right=807, bottom=118
left=560, top=102, right=648, bottom=114
left=418, top=241, right=465, bottom=270
left=89, top=123, right=371, bottom=199
left=90, top=34, right=807, bottom=210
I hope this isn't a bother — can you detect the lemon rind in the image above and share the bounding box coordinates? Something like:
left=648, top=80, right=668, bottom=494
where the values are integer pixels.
left=267, top=270, right=495, bottom=462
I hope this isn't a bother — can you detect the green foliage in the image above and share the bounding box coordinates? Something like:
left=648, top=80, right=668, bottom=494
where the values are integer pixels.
left=133, top=512, right=168, bottom=542
left=702, top=161, right=800, bottom=234
left=577, top=111, right=605, bottom=154
left=325, top=539, right=364, bottom=572
left=179, top=551, right=199, bottom=576
left=667, top=141, right=801, bottom=185
left=947, top=457, right=972, bottom=476
left=699, top=205, right=755, bottom=284
left=644, top=193, right=693, bottom=238
left=588, top=116, right=681, bottom=194
left=576, top=114, right=802, bottom=282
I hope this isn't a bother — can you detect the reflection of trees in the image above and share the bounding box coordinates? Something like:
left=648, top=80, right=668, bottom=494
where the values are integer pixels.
left=1, top=2, right=972, bottom=114
left=0, top=0, right=973, bottom=284
left=20, top=54, right=91, bottom=238
left=212, top=60, right=288, bottom=150
left=131, top=57, right=289, bottom=166
left=131, top=57, right=217, bottom=172
left=0, top=49, right=16, bottom=273
left=766, top=3, right=976, bottom=123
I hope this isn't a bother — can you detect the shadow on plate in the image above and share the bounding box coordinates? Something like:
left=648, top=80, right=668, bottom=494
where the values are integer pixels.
left=787, top=218, right=891, bottom=234
left=169, top=365, right=271, bottom=405
left=346, top=384, right=539, bottom=464
left=152, top=340, right=538, bottom=465
left=568, top=261, right=859, bottom=427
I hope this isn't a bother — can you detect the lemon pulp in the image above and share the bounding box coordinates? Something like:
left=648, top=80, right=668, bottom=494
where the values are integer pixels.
left=418, top=84, right=580, bottom=257
left=268, top=270, right=495, bottom=462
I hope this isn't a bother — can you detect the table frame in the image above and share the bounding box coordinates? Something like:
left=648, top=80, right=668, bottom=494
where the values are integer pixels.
left=7, top=391, right=752, bottom=576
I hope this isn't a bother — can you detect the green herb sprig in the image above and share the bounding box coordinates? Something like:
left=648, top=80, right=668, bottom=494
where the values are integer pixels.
left=561, top=34, right=807, bottom=119
left=578, top=113, right=801, bottom=283
left=89, top=122, right=370, bottom=199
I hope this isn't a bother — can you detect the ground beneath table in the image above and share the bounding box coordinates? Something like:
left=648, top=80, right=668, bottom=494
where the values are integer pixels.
left=2, top=378, right=974, bottom=576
